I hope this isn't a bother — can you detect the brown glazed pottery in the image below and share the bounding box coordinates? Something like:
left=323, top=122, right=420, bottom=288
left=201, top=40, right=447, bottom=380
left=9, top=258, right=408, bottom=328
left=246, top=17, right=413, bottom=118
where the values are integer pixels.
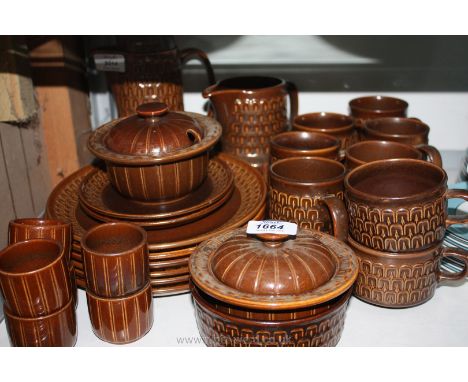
left=81, top=222, right=149, bottom=298
left=361, top=117, right=441, bottom=160
left=349, top=95, right=408, bottom=120
left=293, top=112, right=358, bottom=150
left=345, top=159, right=468, bottom=252
left=203, top=76, right=298, bottom=176
left=189, top=228, right=358, bottom=346
left=348, top=236, right=468, bottom=308
left=8, top=218, right=72, bottom=263
left=94, top=36, right=215, bottom=116
left=4, top=297, right=77, bottom=347
left=270, top=131, right=341, bottom=163
left=86, top=282, right=153, bottom=344
left=78, top=157, right=234, bottom=222
left=87, top=102, right=222, bottom=201
left=46, top=154, right=267, bottom=251
left=0, top=239, right=73, bottom=317
left=345, top=140, right=443, bottom=170
left=269, top=157, right=348, bottom=241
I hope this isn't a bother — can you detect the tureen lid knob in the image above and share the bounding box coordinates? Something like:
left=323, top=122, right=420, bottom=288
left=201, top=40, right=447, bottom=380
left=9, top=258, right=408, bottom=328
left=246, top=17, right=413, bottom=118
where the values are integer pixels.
left=136, top=102, right=169, bottom=117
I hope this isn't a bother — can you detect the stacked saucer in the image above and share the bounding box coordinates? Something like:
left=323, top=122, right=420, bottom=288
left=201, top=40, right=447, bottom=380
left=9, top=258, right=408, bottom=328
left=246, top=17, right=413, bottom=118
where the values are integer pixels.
left=441, top=181, right=468, bottom=274
left=45, top=153, right=267, bottom=296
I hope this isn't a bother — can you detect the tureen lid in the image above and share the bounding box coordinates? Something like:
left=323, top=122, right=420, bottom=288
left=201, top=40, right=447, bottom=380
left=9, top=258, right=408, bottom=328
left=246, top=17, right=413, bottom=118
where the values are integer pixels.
left=88, top=102, right=222, bottom=165
left=189, top=228, right=358, bottom=310
left=105, top=102, right=204, bottom=156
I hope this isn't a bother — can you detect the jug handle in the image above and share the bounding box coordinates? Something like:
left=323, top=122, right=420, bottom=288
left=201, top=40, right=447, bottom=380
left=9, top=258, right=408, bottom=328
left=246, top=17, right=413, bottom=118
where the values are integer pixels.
left=286, top=81, right=298, bottom=126
left=180, top=48, right=216, bottom=85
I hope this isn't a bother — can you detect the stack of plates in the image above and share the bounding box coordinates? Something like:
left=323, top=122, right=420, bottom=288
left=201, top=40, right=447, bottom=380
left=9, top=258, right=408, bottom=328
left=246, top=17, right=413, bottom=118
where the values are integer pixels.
left=441, top=181, right=468, bottom=274
left=45, top=153, right=267, bottom=297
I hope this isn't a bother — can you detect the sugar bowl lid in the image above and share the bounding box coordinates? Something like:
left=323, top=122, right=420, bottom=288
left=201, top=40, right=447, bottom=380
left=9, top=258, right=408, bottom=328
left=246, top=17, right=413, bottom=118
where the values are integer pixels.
left=88, top=102, right=222, bottom=165
left=189, top=228, right=358, bottom=310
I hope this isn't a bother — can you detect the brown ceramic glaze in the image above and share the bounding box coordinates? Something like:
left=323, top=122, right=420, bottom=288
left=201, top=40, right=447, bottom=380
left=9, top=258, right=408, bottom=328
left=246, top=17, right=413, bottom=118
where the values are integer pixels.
left=203, top=76, right=298, bottom=177
left=189, top=228, right=358, bottom=310
left=81, top=222, right=149, bottom=298
left=95, top=36, right=215, bottom=116
left=269, top=157, right=348, bottom=241
left=86, top=282, right=153, bottom=344
left=8, top=218, right=72, bottom=263
left=189, top=228, right=358, bottom=346
left=4, top=297, right=77, bottom=347
left=345, top=140, right=442, bottom=170
left=46, top=154, right=267, bottom=251
left=345, top=159, right=468, bottom=252
left=293, top=112, right=358, bottom=150
left=349, top=96, right=408, bottom=120
left=270, top=131, right=341, bottom=163
left=361, top=116, right=434, bottom=146
left=192, top=283, right=351, bottom=347
left=88, top=102, right=222, bottom=201
left=0, top=239, right=73, bottom=317
left=192, top=281, right=349, bottom=322
left=79, top=157, right=234, bottom=222
left=348, top=236, right=468, bottom=308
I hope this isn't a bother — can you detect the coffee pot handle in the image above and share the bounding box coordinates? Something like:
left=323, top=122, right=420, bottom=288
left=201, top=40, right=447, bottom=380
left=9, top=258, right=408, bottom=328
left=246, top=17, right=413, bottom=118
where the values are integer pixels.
left=320, top=196, right=348, bottom=242
left=446, top=189, right=468, bottom=225
left=285, top=81, right=299, bottom=127
left=437, top=247, right=468, bottom=283
left=180, top=48, right=216, bottom=85
left=416, top=144, right=443, bottom=167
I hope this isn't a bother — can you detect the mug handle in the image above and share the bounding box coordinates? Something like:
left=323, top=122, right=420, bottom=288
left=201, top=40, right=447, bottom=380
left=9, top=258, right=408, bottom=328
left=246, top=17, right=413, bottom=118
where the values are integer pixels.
left=180, top=48, right=216, bottom=85
left=285, top=81, right=299, bottom=126
left=320, top=196, right=348, bottom=242
left=446, top=189, right=468, bottom=225
left=416, top=144, right=443, bottom=167
left=437, top=247, right=468, bottom=282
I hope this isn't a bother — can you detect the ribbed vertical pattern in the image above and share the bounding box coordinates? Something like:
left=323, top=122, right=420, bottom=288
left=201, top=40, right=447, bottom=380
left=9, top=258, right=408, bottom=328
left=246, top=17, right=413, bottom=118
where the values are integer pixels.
left=83, top=243, right=149, bottom=298
left=86, top=283, right=153, bottom=344
left=106, top=153, right=208, bottom=201
left=4, top=298, right=77, bottom=347
left=8, top=222, right=72, bottom=263
left=0, top=257, right=73, bottom=318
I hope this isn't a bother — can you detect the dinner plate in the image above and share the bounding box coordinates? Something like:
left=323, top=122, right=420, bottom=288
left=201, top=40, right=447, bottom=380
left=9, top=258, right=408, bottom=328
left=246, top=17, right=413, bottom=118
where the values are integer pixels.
left=79, top=157, right=234, bottom=221
left=46, top=153, right=267, bottom=251
left=79, top=185, right=233, bottom=228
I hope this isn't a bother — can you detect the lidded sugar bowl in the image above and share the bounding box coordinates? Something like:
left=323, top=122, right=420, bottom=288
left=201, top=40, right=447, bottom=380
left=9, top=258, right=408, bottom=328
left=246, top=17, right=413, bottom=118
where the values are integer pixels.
left=87, top=102, right=222, bottom=201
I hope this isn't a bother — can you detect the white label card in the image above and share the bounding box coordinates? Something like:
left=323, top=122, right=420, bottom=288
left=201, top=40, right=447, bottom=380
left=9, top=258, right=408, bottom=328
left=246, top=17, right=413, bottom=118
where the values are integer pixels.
left=94, top=54, right=125, bottom=72
left=246, top=220, right=297, bottom=236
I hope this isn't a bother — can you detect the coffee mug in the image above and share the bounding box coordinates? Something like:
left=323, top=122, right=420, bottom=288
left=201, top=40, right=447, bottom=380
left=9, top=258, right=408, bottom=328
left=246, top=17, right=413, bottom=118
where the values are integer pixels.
left=345, top=140, right=442, bottom=170
left=345, top=159, right=468, bottom=252
left=348, top=235, right=468, bottom=308
left=0, top=239, right=73, bottom=317
left=269, top=157, right=348, bottom=240
left=81, top=222, right=150, bottom=298
left=349, top=95, right=408, bottom=121
left=361, top=117, right=434, bottom=146
left=270, top=131, right=341, bottom=163
left=293, top=112, right=358, bottom=150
